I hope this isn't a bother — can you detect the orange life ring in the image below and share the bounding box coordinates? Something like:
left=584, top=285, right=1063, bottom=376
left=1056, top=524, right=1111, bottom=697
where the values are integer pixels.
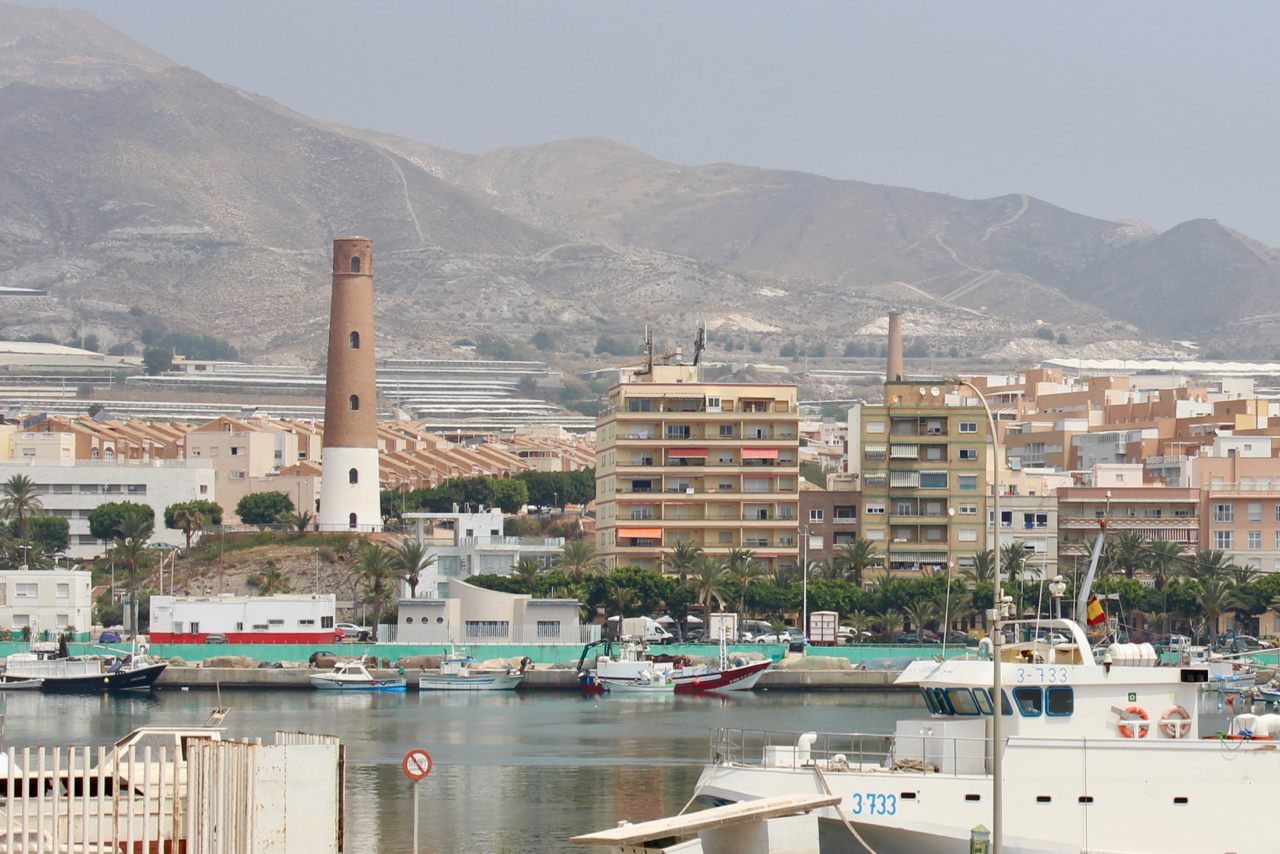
left=1160, top=704, right=1191, bottom=739
left=1117, top=705, right=1150, bottom=738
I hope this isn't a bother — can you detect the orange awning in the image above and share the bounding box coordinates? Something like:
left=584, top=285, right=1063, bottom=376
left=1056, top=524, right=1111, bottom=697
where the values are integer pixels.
left=619, top=528, right=663, bottom=539
left=742, top=448, right=780, bottom=460
left=667, top=448, right=709, bottom=457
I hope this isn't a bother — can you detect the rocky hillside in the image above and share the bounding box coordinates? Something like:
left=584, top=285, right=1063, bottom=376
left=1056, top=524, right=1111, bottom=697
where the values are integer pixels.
left=0, top=2, right=1274, bottom=366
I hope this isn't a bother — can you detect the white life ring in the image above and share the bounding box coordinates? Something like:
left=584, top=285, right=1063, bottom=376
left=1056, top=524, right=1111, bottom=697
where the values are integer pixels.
left=1160, top=704, right=1191, bottom=739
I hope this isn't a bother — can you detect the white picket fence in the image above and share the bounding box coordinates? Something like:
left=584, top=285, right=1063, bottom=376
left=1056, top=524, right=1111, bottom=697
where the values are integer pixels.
left=0, top=732, right=342, bottom=853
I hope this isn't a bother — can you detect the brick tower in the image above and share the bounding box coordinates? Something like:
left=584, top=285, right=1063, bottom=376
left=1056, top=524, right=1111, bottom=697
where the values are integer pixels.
left=318, top=238, right=382, bottom=532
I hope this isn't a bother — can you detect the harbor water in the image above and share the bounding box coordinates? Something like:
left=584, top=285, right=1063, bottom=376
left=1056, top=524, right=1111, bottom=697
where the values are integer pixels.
left=0, top=688, right=926, bottom=853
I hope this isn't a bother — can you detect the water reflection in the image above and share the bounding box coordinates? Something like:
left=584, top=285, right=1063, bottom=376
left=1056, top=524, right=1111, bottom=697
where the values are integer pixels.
left=0, top=689, right=922, bottom=852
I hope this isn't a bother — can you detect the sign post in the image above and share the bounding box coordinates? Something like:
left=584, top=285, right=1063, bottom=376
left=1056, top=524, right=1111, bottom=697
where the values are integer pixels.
left=402, top=749, right=432, bottom=853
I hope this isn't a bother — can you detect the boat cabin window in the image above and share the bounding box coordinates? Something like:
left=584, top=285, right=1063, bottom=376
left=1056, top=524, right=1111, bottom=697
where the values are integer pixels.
left=946, top=688, right=981, bottom=716
left=933, top=688, right=955, bottom=714
left=974, top=688, right=994, bottom=715
left=1045, top=686, right=1073, bottom=716
left=1013, top=687, right=1043, bottom=717
left=985, top=688, right=1013, bottom=715
left=921, top=688, right=941, bottom=714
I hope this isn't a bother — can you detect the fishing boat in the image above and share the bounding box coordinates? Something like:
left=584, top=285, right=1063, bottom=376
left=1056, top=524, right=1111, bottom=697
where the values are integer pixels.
left=309, top=660, right=406, bottom=691
left=5, top=651, right=166, bottom=694
left=600, top=667, right=675, bottom=694
left=671, top=630, right=772, bottom=693
left=691, top=526, right=1280, bottom=854
left=418, top=649, right=528, bottom=691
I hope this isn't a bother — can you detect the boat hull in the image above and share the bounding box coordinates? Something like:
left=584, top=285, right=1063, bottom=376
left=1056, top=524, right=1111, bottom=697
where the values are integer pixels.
left=598, top=678, right=674, bottom=694
left=309, top=676, right=407, bottom=691
left=39, top=662, right=167, bottom=694
left=673, top=660, right=771, bottom=693
left=419, top=673, right=523, bottom=691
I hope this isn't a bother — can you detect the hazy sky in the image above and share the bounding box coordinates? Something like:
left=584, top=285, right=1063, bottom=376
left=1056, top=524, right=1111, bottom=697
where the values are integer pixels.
left=31, top=1, right=1280, bottom=244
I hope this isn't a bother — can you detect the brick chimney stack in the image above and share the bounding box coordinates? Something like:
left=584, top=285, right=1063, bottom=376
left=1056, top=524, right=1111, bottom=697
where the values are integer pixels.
left=318, top=238, right=382, bottom=533
left=886, top=310, right=904, bottom=383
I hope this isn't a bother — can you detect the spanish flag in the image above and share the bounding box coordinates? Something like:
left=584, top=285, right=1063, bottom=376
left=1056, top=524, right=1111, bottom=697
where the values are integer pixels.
left=1086, top=596, right=1106, bottom=626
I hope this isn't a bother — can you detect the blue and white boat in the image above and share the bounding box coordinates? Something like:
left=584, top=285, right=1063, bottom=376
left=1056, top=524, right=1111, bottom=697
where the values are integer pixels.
left=418, top=648, right=527, bottom=691
left=309, top=660, right=407, bottom=691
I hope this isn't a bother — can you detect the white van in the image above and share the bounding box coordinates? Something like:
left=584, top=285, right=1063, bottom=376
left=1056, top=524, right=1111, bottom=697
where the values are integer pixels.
left=621, top=617, right=675, bottom=645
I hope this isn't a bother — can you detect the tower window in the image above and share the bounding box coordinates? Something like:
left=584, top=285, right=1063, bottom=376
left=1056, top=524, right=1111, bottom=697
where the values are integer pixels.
left=348, top=512, right=358, bottom=530
left=349, top=395, right=359, bottom=411
left=349, top=468, right=359, bottom=484
left=350, top=257, right=361, bottom=273
left=349, top=331, right=360, bottom=349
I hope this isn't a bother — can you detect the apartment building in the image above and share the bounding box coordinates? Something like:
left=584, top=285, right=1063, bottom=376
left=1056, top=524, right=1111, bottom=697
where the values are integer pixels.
left=798, top=477, right=861, bottom=567
left=595, top=365, right=800, bottom=573
left=1056, top=481, right=1201, bottom=567
left=1191, top=440, right=1280, bottom=573
left=854, top=383, right=993, bottom=578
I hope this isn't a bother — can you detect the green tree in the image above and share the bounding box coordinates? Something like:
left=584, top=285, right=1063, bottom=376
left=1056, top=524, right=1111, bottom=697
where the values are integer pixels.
left=779, top=341, right=798, bottom=358
left=511, top=556, right=546, bottom=594
left=1034, top=326, right=1055, bottom=340
left=391, top=540, right=436, bottom=598
left=488, top=478, right=530, bottom=514
left=723, top=548, right=766, bottom=614
left=1193, top=578, right=1243, bottom=638
left=236, top=492, right=294, bottom=527
left=962, top=550, right=997, bottom=585
left=1, top=474, right=43, bottom=539
left=1144, top=539, right=1184, bottom=590
left=1105, top=531, right=1148, bottom=579
left=1186, top=549, right=1233, bottom=582
left=9, top=516, right=69, bottom=554
left=902, top=597, right=938, bottom=635
left=553, top=539, right=603, bottom=584
left=141, top=347, right=173, bottom=375
left=88, top=501, right=154, bottom=542
left=248, top=567, right=292, bottom=595
left=169, top=505, right=206, bottom=550
left=111, top=516, right=155, bottom=636
left=687, top=555, right=730, bottom=617
left=163, top=499, right=223, bottom=530
left=836, top=538, right=879, bottom=587
left=799, top=461, right=828, bottom=488
left=284, top=511, right=314, bottom=534
left=353, top=541, right=397, bottom=629
left=660, top=540, right=703, bottom=581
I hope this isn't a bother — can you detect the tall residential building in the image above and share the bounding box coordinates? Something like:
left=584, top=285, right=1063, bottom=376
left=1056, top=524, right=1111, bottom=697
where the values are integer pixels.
left=854, top=383, right=994, bottom=577
left=595, top=365, right=800, bottom=574
left=318, top=238, right=381, bottom=532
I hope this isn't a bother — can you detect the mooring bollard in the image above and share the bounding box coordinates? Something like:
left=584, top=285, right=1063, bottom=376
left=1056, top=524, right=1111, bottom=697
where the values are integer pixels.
left=970, top=824, right=991, bottom=854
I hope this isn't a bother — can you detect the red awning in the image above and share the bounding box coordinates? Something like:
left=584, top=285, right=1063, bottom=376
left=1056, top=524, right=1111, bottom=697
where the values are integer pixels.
left=667, top=448, right=709, bottom=457
left=741, top=448, right=780, bottom=460
left=618, top=527, right=663, bottom=539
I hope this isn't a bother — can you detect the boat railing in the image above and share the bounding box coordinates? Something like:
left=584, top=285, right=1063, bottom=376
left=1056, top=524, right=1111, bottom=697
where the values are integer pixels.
left=710, top=727, right=991, bottom=777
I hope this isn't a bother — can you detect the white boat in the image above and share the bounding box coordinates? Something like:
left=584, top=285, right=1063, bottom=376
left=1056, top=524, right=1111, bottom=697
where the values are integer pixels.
left=693, top=529, right=1280, bottom=854
left=309, top=661, right=407, bottom=691
left=600, top=668, right=675, bottom=694
left=418, top=651, right=527, bottom=691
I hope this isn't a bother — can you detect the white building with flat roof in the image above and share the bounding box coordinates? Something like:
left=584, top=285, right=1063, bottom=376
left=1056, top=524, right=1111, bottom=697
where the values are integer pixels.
left=389, top=578, right=592, bottom=645
left=0, top=569, right=93, bottom=639
left=0, top=460, right=216, bottom=558
left=402, top=510, right=565, bottom=598
left=149, top=594, right=337, bottom=643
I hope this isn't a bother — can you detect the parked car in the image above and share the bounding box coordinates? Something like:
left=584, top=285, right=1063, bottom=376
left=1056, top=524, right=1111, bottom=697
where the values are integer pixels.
left=786, top=631, right=808, bottom=653
left=336, top=623, right=373, bottom=642
left=754, top=632, right=785, bottom=644
left=944, top=630, right=979, bottom=647
left=98, top=630, right=122, bottom=644
left=685, top=629, right=706, bottom=643
left=1216, top=633, right=1274, bottom=652
left=204, top=633, right=229, bottom=644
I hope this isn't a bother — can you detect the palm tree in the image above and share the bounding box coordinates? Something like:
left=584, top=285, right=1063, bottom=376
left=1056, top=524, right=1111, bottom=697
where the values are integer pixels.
left=876, top=610, right=904, bottom=637
left=249, top=567, right=292, bottom=595
left=1186, top=549, right=1233, bottom=582
left=836, top=538, right=879, bottom=587
left=723, top=548, right=766, bottom=614
left=111, top=524, right=154, bottom=636
left=1, top=474, right=42, bottom=539
left=845, top=610, right=875, bottom=644
left=553, top=539, right=603, bottom=583
left=660, top=540, right=703, bottom=582
left=902, top=598, right=938, bottom=637
left=1105, top=531, right=1148, bottom=579
left=962, top=550, right=997, bottom=585
left=1000, top=542, right=1032, bottom=584
left=352, top=542, right=397, bottom=630
left=1192, top=577, right=1243, bottom=639
left=687, top=555, right=730, bottom=619
left=511, top=556, right=545, bottom=594
left=285, top=511, right=314, bottom=534
left=815, top=558, right=842, bottom=581
left=610, top=584, right=640, bottom=618
left=1144, top=539, right=1184, bottom=590
left=172, top=506, right=206, bottom=550
left=1229, top=563, right=1259, bottom=587
left=391, top=540, right=436, bottom=598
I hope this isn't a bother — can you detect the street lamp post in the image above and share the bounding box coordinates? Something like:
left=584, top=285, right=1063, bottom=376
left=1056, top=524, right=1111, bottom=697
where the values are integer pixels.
left=802, top=524, right=810, bottom=645
left=950, top=376, right=1005, bottom=854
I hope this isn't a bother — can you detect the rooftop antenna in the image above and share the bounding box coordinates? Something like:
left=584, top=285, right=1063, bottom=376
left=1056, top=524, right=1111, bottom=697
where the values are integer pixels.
left=692, top=321, right=707, bottom=366
left=643, top=326, right=654, bottom=377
